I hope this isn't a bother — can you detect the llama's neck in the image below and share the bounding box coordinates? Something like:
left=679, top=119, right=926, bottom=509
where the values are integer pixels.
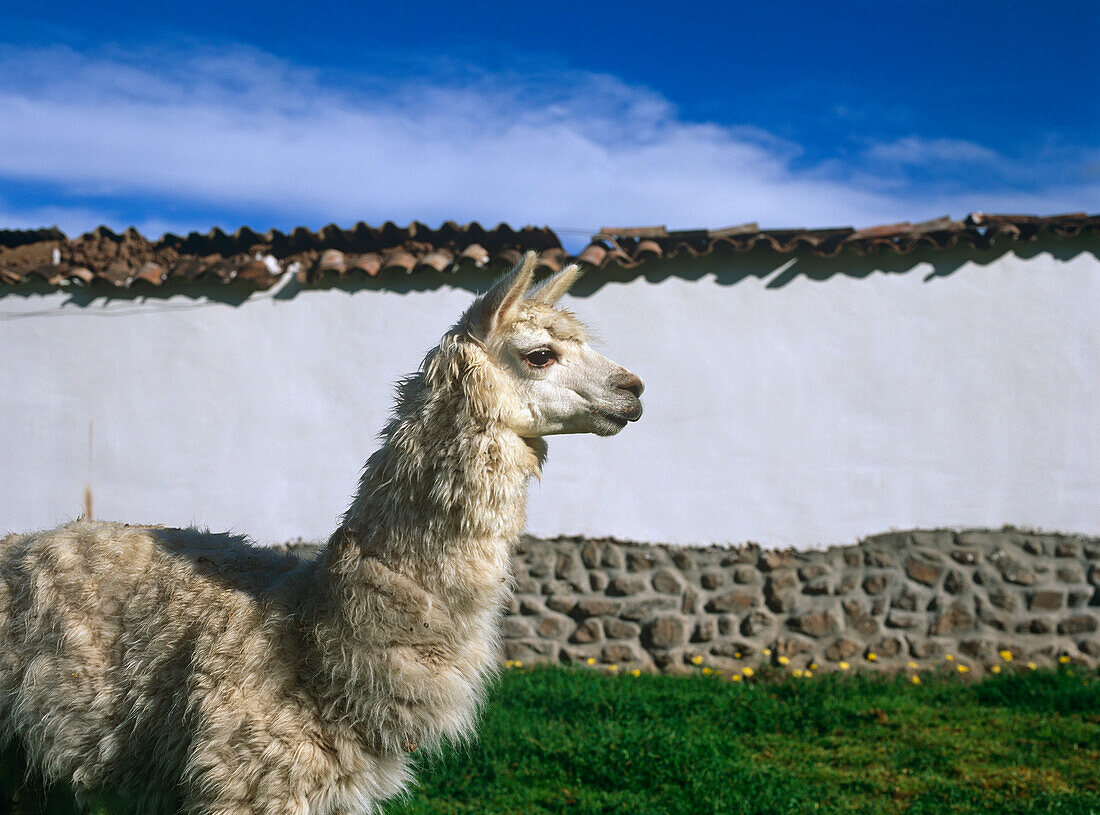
left=333, top=334, right=544, bottom=594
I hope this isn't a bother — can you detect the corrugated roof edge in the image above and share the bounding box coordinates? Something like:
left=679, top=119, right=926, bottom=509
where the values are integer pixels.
left=1, top=213, right=1096, bottom=290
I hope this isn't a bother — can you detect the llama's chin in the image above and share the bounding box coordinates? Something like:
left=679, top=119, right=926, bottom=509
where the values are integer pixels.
left=588, top=408, right=632, bottom=436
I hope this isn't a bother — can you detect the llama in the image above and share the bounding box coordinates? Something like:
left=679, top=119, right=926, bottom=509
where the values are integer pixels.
left=0, top=252, right=643, bottom=814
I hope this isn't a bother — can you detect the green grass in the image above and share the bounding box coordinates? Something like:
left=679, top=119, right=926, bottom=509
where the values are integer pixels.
left=3, top=666, right=1099, bottom=814
left=385, top=665, right=1100, bottom=815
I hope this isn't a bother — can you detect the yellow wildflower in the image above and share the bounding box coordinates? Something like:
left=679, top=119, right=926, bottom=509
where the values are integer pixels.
left=990, top=665, right=1001, bottom=674
left=691, top=654, right=704, bottom=666
left=504, top=660, right=514, bottom=668
left=866, top=653, right=877, bottom=662
left=911, top=675, right=921, bottom=685
left=804, top=670, right=813, bottom=678
left=702, top=667, right=713, bottom=676
left=586, top=658, right=595, bottom=666
left=839, top=661, right=850, bottom=671
left=608, top=664, right=618, bottom=672
left=778, top=656, right=790, bottom=666
left=514, top=660, right=523, bottom=668
left=999, top=650, right=1013, bottom=662
left=810, top=663, right=819, bottom=670
left=1027, top=662, right=1038, bottom=671
left=792, top=669, right=803, bottom=678
left=734, top=652, right=742, bottom=659
left=732, top=674, right=743, bottom=682
left=762, top=648, right=772, bottom=656
left=630, top=669, right=641, bottom=677
left=945, top=654, right=955, bottom=662
left=957, top=664, right=969, bottom=674
left=1059, top=655, right=1071, bottom=664
left=907, top=661, right=918, bottom=669
left=742, top=667, right=755, bottom=677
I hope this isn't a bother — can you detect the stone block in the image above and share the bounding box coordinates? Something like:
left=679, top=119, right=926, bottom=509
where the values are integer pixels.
left=1057, top=615, right=1098, bottom=635
left=681, top=589, right=699, bottom=614
left=985, top=588, right=1018, bottom=612
left=733, top=566, right=760, bottom=585
left=1028, top=590, right=1063, bottom=611
left=799, top=564, right=830, bottom=581
left=929, top=603, right=975, bottom=636
left=802, top=578, right=831, bottom=596
left=626, top=551, right=658, bottom=572
left=905, top=556, right=943, bottom=586
left=691, top=619, right=716, bottom=642
left=870, top=637, right=901, bottom=658
left=601, top=545, right=624, bottom=569
left=1055, top=542, right=1079, bottom=558
left=671, top=549, right=695, bottom=570
left=885, top=612, right=922, bottom=629
left=824, top=638, right=858, bottom=661
left=907, top=638, right=942, bottom=659
left=642, top=616, right=686, bottom=650
left=519, top=598, right=545, bottom=615
left=787, top=611, right=838, bottom=638
left=842, top=600, right=879, bottom=637
left=620, top=598, right=678, bottom=621
left=581, top=541, right=600, bottom=568
left=607, top=576, right=646, bottom=597
left=600, top=644, right=636, bottom=664
left=1016, top=619, right=1052, bottom=634
left=951, top=550, right=979, bottom=565
left=944, top=570, right=967, bottom=595
left=705, top=590, right=758, bottom=613
left=537, top=615, right=571, bottom=639
left=589, top=572, right=609, bottom=591
left=651, top=569, right=683, bottom=595
left=864, top=550, right=896, bottom=568
left=504, top=640, right=556, bottom=661
left=760, top=550, right=798, bottom=572
left=1057, top=565, right=1084, bottom=583
left=603, top=618, right=640, bottom=640
left=1069, top=591, right=1091, bottom=608
left=536, top=615, right=572, bottom=642
left=989, top=549, right=1037, bottom=586
left=836, top=575, right=859, bottom=595
left=546, top=597, right=576, bottom=615
left=700, top=572, right=725, bottom=590
left=572, top=598, right=621, bottom=618
left=740, top=611, right=773, bottom=637
left=862, top=574, right=889, bottom=595
left=570, top=620, right=602, bottom=644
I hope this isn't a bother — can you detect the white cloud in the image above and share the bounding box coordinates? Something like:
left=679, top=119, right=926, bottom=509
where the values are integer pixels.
left=0, top=42, right=1095, bottom=243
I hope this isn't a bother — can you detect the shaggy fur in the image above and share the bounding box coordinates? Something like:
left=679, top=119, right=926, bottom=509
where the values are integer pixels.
left=0, top=254, right=642, bottom=814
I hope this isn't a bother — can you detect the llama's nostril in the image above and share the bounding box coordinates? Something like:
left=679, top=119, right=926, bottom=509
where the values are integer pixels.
left=615, top=371, right=644, bottom=398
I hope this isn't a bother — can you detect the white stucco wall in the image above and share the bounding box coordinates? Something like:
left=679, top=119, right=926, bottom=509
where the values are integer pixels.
left=2, top=244, right=1097, bottom=549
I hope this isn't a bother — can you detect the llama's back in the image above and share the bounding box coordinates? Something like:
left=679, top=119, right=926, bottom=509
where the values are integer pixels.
left=0, top=520, right=313, bottom=805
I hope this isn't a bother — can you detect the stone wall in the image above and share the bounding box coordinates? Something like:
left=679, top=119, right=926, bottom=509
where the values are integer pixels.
left=502, top=529, right=1100, bottom=675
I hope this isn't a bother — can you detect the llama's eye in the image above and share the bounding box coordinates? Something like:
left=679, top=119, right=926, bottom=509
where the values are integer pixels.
left=523, top=349, right=557, bottom=368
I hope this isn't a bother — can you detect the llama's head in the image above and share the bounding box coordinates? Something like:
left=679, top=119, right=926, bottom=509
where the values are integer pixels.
left=461, top=252, right=644, bottom=438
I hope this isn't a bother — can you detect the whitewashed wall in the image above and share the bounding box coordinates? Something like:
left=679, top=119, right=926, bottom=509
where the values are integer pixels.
left=2, top=242, right=1097, bottom=549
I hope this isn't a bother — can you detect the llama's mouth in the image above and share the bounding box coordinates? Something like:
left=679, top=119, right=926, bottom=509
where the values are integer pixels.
left=590, top=404, right=640, bottom=435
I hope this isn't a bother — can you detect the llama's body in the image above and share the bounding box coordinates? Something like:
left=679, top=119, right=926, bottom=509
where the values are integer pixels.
left=0, top=254, right=643, bottom=814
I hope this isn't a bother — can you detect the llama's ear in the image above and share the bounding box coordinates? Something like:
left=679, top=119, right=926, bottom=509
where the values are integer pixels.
left=528, top=262, right=583, bottom=306
left=468, top=251, right=537, bottom=340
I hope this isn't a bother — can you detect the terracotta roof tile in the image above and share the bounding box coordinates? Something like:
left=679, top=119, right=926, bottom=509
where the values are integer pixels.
left=0, top=214, right=1095, bottom=290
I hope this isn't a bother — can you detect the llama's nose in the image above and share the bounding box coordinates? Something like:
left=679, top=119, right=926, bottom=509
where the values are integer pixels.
left=612, top=369, right=645, bottom=398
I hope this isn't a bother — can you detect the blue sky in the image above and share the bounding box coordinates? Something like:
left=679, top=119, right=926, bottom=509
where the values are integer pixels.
left=2, top=0, right=1097, bottom=246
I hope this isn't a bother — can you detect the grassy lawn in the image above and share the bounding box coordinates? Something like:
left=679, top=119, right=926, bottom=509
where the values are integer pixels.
left=4, top=665, right=1098, bottom=814
left=386, top=665, right=1100, bottom=815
